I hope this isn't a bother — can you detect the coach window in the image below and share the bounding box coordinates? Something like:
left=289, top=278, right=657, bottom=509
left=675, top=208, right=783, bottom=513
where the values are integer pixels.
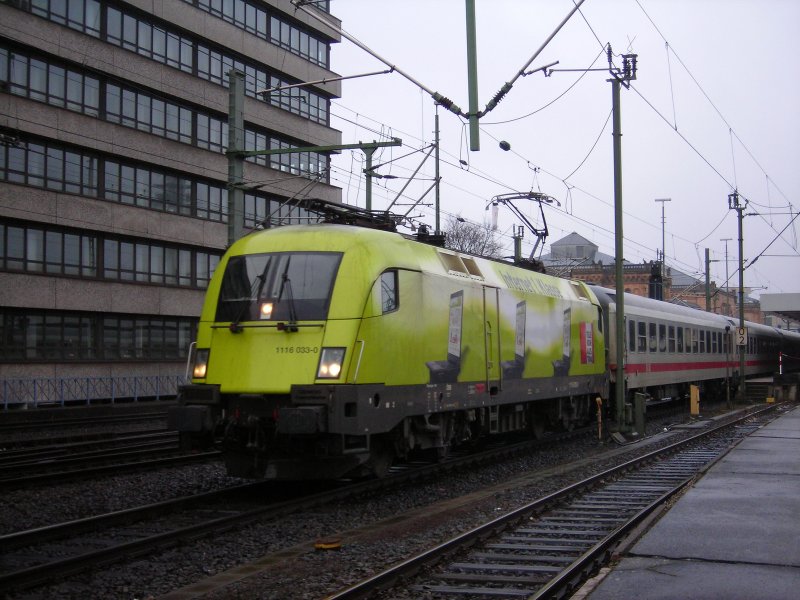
left=637, top=321, right=647, bottom=352
left=648, top=322, right=657, bottom=353
left=628, top=320, right=636, bottom=352
left=712, top=332, right=718, bottom=354
left=380, top=270, right=398, bottom=313
left=699, top=330, right=706, bottom=353
left=668, top=325, right=676, bottom=352
left=677, top=327, right=684, bottom=352
left=658, top=324, right=667, bottom=352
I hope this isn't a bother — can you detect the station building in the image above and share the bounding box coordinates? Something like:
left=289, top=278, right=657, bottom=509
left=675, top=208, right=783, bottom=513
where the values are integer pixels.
left=541, top=232, right=764, bottom=323
left=0, top=0, right=342, bottom=403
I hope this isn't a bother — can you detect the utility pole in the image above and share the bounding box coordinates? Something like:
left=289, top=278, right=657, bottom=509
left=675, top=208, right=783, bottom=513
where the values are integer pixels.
left=609, top=48, right=638, bottom=431
left=434, top=107, right=441, bottom=234
left=721, top=238, right=732, bottom=315
left=728, top=191, right=747, bottom=399
left=226, top=69, right=402, bottom=243
left=704, top=248, right=718, bottom=312
left=464, top=0, right=480, bottom=151
left=655, top=198, right=671, bottom=276
left=227, top=69, right=246, bottom=247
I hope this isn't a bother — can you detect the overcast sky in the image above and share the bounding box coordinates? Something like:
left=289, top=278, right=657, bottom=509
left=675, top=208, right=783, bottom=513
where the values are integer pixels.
left=318, top=0, right=800, bottom=296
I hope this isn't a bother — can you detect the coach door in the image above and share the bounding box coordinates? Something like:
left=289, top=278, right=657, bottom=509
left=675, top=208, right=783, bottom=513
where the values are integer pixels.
left=483, top=286, right=501, bottom=391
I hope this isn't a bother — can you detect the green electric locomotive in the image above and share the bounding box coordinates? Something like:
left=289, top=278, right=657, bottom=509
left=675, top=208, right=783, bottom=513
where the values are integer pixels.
left=169, top=223, right=607, bottom=479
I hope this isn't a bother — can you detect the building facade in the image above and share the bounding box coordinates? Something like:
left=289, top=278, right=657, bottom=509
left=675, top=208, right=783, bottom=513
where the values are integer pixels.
left=541, top=232, right=763, bottom=323
left=0, top=0, right=342, bottom=402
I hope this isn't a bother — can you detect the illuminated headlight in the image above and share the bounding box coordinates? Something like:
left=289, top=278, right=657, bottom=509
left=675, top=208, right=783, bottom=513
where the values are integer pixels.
left=193, top=348, right=210, bottom=379
left=317, top=347, right=346, bottom=379
left=259, top=302, right=273, bottom=319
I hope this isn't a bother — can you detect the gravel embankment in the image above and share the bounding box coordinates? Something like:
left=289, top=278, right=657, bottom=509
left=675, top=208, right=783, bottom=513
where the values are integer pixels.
left=4, top=414, right=703, bottom=600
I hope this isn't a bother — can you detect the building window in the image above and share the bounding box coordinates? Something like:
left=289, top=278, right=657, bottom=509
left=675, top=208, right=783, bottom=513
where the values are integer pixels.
left=105, top=83, right=193, bottom=144
left=0, top=135, right=303, bottom=226
left=0, top=309, right=194, bottom=362
left=30, top=0, right=102, bottom=37
left=183, top=0, right=331, bottom=68
left=0, top=47, right=100, bottom=117
left=0, top=223, right=97, bottom=276
left=1, top=220, right=220, bottom=288
left=106, top=7, right=193, bottom=73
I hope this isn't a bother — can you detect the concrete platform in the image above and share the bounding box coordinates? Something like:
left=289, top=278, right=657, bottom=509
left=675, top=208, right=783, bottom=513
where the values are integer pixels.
left=583, top=405, right=800, bottom=600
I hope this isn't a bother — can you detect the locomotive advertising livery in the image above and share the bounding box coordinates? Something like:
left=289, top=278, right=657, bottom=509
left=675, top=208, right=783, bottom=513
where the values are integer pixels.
left=169, top=224, right=606, bottom=479
left=169, top=222, right=800, bottom=480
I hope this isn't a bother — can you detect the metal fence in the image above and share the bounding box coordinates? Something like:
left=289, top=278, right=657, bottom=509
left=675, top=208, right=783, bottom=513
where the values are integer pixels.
left=1, top=375, right=186, bottom=409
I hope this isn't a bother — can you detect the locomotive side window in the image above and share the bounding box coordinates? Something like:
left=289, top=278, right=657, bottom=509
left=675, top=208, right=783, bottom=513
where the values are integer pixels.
left=637, top=321, right=647, bottom=353
left=677, top=327, right=684, bottom=352
left=648, top=322, right=657, bottom=353
left=380, top=270, right=398, bottom=313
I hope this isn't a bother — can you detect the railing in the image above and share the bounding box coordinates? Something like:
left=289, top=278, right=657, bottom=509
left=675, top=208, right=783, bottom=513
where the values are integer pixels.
left=1, top=375, right=186, bottom=409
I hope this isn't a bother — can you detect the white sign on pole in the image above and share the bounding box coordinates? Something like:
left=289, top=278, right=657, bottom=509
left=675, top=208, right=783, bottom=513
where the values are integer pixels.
left=736, top=327, right=748, bottom=346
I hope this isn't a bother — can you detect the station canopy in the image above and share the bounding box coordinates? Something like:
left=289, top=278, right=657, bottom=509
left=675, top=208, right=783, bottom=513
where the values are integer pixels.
left=760, top=293, right=800, bottom=324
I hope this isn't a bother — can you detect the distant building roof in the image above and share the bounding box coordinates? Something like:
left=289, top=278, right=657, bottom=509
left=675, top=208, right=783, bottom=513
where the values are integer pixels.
left=540, top=232, right=621, bottom=272
left=540, top=232, right=712, bottom=291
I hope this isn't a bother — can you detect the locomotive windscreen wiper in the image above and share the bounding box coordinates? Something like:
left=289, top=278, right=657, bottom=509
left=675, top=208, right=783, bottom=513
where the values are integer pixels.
left=277, top=260, right=299, bottom=332
left=229, top=257, right=272, bottom=332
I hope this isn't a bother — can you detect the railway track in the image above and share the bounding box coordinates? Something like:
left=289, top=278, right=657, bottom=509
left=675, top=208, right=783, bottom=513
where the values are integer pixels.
left=0, top=426, right=603, bottom=596
left=326, top=404, right=780, bottom=599
left=0, top=480, right=306, bottom=595
left=0, top=405, right=765, bottom=597
left=0, top=410, right=169, bottom=437
left=0, top=431, right=220, bottom=490
left=0, top=429, right=174, bottom=466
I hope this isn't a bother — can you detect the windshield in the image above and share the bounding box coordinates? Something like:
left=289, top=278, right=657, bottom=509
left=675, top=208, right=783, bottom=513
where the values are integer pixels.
left=215, top=252, right=342, bottom=322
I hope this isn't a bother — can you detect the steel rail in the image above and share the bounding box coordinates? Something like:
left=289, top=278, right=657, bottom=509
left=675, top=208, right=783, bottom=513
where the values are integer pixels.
left=325, top=403, right=780, bottom=599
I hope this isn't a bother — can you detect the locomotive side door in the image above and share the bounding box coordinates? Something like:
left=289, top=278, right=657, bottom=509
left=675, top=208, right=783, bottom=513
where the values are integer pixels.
left=483, top=285, right=501, bottom=392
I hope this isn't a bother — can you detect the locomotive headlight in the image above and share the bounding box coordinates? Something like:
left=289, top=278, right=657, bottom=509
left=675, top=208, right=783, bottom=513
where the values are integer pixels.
left=193, top=348, right=210, bottom=379
left=259, top=302, right=273, bottom=319
left=317, top=347, right=346, bottom=379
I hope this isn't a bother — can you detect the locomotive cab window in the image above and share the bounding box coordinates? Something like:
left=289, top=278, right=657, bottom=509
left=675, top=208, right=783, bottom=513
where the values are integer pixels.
left=380, top=270, right=398, bottom=313
left=215, top=252, right=342, bottom=322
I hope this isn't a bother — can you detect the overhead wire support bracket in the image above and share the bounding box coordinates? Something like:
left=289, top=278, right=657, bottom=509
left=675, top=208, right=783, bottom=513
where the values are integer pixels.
left=290, top=0, right=464, bottom=118
left=255, top=68, right=394, bottom=96
left=479, top=0, right=588, bottom=118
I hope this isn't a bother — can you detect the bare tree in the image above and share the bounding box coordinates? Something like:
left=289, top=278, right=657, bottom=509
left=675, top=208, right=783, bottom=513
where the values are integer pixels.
left=443, top=215, right=504, bottom=258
